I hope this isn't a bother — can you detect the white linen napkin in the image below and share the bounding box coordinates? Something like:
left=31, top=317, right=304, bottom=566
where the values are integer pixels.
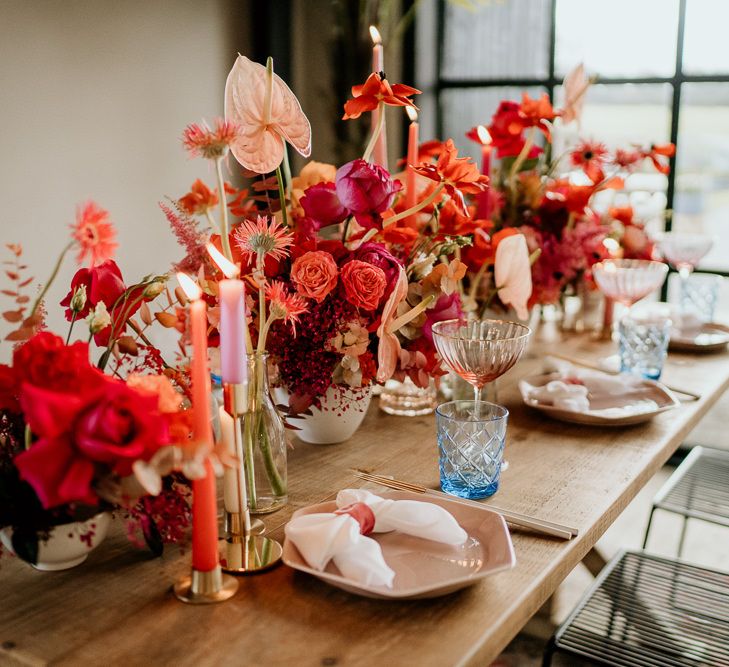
left=285, top=510, right=395, bottom=588
left=336, top=488, right=468, bottom=545
left=526, top=380, right=590, bottom=412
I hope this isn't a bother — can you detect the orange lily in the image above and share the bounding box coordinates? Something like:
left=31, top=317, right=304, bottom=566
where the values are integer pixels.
left=343, top=72, right=420, bottom=120
left=412, top=139, right=488, bottom=216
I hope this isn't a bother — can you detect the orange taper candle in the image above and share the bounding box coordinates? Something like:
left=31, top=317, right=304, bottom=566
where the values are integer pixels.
left=177, top=272, right=219, bottom=573
left=405, top=106, right=419, bottom=227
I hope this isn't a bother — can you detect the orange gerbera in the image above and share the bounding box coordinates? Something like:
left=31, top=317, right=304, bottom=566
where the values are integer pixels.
left=412, top=139, right=488, bottom=215
left=519, top=93, right=559, bottom=139
left=181, top=118, right=240, bottom=160
left=342, top=72, right=420, bottom=120
left=233, top=215, right=293, bottom=263
left=570, top=140, right=609, bottom=183
left=179, top=179, right=219, bottom=215
left=71, top=201, right=118, bottom=267
left=265, top=280, right=308, bottom=333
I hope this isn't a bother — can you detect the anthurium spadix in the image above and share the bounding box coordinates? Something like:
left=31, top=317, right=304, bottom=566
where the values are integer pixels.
left=225, top=55, right=312, bottom=174
left=495, top=233, right=532, bottom=321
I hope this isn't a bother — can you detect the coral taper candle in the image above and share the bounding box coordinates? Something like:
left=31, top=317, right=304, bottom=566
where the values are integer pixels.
left=370, top=26, right=388, bottom=169
left=177, top=272, right=219, bottom=573
left=405, top=106, right=419, bottom=227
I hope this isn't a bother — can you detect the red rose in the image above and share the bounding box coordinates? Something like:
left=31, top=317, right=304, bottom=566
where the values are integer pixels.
left=353, top=242, right=403, bottom=295
left=0, top=364, right=20, bottom=413
left=60, top=260, right=143, bottom=346
left=291, top=250, right=339, bottom=302
left=14, top=377, right=168, bottom=509
left=340, top=260, right=387, bottom=311
left=13, top=332, right=100, bottom=393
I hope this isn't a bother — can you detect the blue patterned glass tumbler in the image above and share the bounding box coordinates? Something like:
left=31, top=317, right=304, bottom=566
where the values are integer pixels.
left=436, top=401, right=508, bottom=500
left=618, top=315, right=671, bottom=380
left=680, top=273, right=722, bottom=322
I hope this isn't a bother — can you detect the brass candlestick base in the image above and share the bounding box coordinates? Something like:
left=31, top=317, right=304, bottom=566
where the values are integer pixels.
left=225, top=510, right=265, bottom=536
left=219, top=535, right=283, bottom=574
left=174, top=565, right=238, bottom=604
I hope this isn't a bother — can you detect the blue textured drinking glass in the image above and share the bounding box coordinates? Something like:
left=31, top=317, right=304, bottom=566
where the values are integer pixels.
left=618, top=315, right=672, bottom=380
left=436, top=401, right=508, bottom=500
left=680, top=273, right=722, bottom=322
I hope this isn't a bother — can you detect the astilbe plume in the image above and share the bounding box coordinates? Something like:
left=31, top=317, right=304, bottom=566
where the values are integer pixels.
left=159, top=201, right=208, bottom=273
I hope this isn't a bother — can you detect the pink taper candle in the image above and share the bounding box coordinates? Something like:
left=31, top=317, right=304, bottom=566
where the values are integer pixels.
left=370, top=26, right=388, bottom=169
left=177, top=273, right=219, bottom=573
left=405, top=106, right=419, bottom=227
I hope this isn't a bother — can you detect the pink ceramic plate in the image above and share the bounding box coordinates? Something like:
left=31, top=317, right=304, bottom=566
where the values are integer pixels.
left=282, top=490, right=516, bottom=600
left=670, top=323, right=729, bottom=352
left=519, top=372, right=679, bottom=426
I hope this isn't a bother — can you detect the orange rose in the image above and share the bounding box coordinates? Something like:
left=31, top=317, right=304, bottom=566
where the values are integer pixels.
left=341, top=260, right=387, bottom=311
left=291, top=250, right=339, bottom=302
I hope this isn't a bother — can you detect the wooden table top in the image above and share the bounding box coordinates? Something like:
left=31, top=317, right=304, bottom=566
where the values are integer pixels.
left=2, top=335, right=729, bottom=667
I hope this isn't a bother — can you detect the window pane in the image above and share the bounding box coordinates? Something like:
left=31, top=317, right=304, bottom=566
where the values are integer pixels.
left=673, top=83, right=729, bottom=271
left=441, top=86, right=546, bottom=163
left=555, top=0, right=679, bottom=77
left=683, top=0, right=729, bottom=74
left=554, top=83, right=672, bottom=148
left=442, top=0, right=551, bottom=81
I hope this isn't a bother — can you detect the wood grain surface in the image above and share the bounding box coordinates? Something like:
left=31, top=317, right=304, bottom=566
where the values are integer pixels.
left=1, top=336, right=728, bottom=667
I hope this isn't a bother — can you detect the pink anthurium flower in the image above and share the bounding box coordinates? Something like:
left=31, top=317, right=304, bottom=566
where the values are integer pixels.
left=376, top=267, right=409, bottom=383
left=495, top=233, right=532, bottom=321
left=561, top=63, right=590, bottom=125
left=225, top=55, right=311, bottom=174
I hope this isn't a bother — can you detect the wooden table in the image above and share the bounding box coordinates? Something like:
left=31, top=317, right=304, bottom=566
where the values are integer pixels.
left=2, top=336, right=729, bottom=667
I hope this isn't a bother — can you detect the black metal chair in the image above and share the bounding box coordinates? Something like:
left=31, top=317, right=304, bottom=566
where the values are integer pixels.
left=543, top=550, right=729, bottom=666
left=643, top=446, right=729, bottom=556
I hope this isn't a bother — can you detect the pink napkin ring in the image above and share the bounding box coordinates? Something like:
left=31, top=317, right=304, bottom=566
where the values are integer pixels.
left=334, top=502, right=375, bottom=535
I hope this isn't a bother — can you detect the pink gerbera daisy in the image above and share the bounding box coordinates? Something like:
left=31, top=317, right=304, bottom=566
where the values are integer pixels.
left=181, top=118, right=240, bottom=160
left=265, top=280, right=308, bottom=332
left=233, top=215, right=293, bottom=262
left=71, top=201, right=118, bottom=267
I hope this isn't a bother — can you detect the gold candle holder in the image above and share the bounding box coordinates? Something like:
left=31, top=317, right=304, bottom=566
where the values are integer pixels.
left=174, top=564, right=238, bottom=604
left=220, top=383, right=283, bottom=574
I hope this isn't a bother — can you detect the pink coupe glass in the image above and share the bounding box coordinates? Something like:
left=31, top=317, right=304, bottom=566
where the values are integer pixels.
left=431, top=319, right=531, bottom=407
left=592, top=259, right=669, bottom=310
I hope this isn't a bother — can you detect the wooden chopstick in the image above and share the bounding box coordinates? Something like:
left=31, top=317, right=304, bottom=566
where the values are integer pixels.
left=351, top=470, right=576, bottom=541
left=547, top=352, right=701, bottom=402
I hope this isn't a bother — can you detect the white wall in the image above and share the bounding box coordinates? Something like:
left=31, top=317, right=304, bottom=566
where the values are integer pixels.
left=0, top=0, right=246, bottom=360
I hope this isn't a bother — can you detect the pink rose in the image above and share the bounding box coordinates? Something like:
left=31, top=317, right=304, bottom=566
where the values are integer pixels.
left=335, top=159, right=401, bottom=227
left=291, top=250, right=339, bottom=302
left=300, top=182, right=348, bottom=226
left=340, top=260, right=387, bottom=311
left=353, top=242, right=403, bottom=294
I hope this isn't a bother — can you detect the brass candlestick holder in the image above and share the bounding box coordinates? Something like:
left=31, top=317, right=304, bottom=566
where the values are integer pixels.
left=174, top=564, right=239, bottom=604
left=220, top=382, right=282, bottom=574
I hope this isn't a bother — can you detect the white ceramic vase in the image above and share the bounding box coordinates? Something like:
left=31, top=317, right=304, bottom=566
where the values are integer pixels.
left=0, top=511, right=112, bottom=571
left=275, top=385, right=373, bottom=445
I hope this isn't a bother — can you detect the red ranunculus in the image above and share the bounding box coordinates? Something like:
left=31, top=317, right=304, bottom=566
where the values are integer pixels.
left=340, top=260, right=387, bottom=311
left=300, top=182, right=348, bottom=226
left=14, top=377, right=168, bottom=509
left=13, top=331, right=100, bottom=393
left=335, top=159, right=401, bottom=228
left=488, top=101, right=544, bottom=159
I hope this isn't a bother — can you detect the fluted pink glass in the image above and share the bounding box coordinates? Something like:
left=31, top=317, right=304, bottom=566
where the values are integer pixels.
left=658, top=232, right=713, bottom=277
left=592, top=259, right=669, bottom=309
left=432, top=319, right=531, bottom=406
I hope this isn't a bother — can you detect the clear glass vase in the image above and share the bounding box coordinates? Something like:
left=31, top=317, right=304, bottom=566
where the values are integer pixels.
left=242, top=353, right=287, bottom=514
left=379, top=377, right=438, bottom=416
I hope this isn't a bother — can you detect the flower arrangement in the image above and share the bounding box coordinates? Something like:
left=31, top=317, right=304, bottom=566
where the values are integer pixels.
left=453, top=66, right=674, bottom=313
left=0, top=206, right=207, bottom=563
left=164, top=57, right=532, bottom=420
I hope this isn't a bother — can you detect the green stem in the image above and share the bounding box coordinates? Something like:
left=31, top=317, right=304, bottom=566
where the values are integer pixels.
left=275, top=165, right=289, bottom=228
left=24, top=425, right=32, bottom=451
left=244, top=411, right=258, bottom=511
left=215, top=157, right=233, bottom=262
left=362, top=101, right=385, bottom=163
left=256, top=253, right=266, bottom=352
left=256, top=408, right=286, bottom=496
left=30, top=241, right=74, bottom=317
left=281, top=145, right=293, bottom=195
left=65, top=312, right=77, bottom=345
left=383, top=182, right=445, bottom=227
left=204, top=208, right=220, bottom=234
